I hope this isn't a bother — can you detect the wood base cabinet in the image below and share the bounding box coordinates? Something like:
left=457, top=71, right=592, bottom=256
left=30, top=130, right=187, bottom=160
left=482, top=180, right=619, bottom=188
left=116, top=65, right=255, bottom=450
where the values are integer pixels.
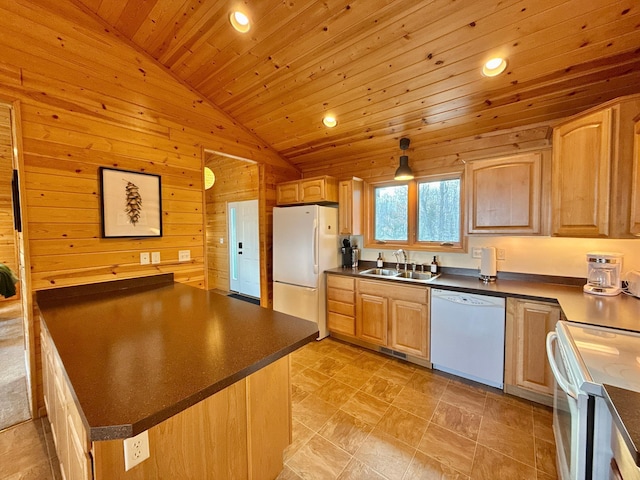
left=41, top=325, right=92, bottom=480
left=355, top=279, right=429, bottom=359
left=504, top=298, right=560, bottom=404
left=42, top=324, right=292, bottom=480
left=327, top=275, right=356, bottom=336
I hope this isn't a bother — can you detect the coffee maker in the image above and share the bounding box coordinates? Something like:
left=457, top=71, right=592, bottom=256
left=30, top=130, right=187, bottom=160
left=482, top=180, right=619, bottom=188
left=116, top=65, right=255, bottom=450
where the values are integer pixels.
left=583, top=252, right=623, bottom=296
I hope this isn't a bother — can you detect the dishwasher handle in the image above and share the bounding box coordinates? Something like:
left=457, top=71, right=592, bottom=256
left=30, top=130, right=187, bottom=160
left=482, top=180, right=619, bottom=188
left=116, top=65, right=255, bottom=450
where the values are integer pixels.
left=546, top=331, right=577, bottom=399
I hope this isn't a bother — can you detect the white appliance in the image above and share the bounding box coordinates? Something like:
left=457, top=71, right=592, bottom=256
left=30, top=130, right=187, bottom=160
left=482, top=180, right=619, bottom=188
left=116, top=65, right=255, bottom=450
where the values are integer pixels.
left=546, top=321, right=640, bottom=480
left=273, top=205, right=339, bottom=339
left=623, top=270, right=640, bottom=298
left=584, top=252, right=623, bottom=296
left=430, top=289, right=505, bottom=388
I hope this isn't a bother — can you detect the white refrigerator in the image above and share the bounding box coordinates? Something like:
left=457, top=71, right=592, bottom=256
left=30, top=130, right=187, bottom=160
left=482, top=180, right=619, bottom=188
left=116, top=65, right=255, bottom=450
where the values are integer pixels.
left=273, top=205, right=339, bottom=339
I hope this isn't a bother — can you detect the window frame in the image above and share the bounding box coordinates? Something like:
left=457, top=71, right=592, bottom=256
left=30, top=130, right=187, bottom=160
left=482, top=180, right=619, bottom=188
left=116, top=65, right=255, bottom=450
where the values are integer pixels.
left=364, top=170, right=466, bottom=252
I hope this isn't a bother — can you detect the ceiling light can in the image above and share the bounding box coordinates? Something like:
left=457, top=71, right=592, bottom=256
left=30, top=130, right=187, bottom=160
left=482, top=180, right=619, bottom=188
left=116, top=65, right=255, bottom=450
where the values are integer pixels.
left=230, top=11, right=250, bottom=32
left=322, top=116, right=337, bottom=128
left=482, top=57, right=507, bottom=77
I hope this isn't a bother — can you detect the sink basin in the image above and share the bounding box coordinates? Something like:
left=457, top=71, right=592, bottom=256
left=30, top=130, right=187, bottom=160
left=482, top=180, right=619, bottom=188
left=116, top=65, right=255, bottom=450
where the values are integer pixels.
left=395, top=271, right=438, bottom=281
left=359, top=268, right=440, bottom=283
left=359, top=268, right=400, bottom=277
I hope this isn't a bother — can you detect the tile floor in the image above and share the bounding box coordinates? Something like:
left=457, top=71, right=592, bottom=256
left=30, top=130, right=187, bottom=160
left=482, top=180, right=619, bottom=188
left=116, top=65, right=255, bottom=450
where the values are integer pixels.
left=0, top=417, right=61, bottom=480
left=0, top=337, right=556, bottom=480
left=281, top=337, right=557, bottom=480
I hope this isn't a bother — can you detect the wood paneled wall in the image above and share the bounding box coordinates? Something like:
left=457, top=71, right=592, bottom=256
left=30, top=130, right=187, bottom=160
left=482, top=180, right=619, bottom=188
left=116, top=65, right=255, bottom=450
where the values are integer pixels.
left=0, top=0, right=296, bottom=294
left=0, top=0, right=299, bottom=414
left=0, top=104, right=18, bottom=292
left=205, top=153, right=259, bottom=292
left=300, top=124, right=553, bottom=182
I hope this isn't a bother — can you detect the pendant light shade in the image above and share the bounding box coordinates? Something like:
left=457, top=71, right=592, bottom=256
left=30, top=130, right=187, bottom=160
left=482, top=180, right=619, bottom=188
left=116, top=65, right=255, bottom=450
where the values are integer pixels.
left=394, top=137, right=414, bottom=180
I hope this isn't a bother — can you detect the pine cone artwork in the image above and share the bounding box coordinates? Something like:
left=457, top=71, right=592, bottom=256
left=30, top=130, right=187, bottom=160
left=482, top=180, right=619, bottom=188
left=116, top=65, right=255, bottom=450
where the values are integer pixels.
left=124, top=181, right=142, bottom=226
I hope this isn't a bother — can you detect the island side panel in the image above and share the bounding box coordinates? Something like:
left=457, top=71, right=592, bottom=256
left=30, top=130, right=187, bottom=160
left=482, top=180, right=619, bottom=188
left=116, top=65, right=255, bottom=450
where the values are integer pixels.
left=92, top=355, right=292, bottom=480
left=247, top=355, right=291, bottom=480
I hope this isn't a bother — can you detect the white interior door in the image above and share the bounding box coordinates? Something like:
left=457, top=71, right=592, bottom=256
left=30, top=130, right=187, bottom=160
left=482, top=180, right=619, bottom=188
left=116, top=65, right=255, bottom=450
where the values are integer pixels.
left=228, top=200, right=260, bottom=298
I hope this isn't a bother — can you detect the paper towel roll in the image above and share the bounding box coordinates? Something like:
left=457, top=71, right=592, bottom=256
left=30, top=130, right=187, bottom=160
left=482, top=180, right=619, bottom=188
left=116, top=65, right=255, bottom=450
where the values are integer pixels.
left=480, top=247, right=497, bottom=278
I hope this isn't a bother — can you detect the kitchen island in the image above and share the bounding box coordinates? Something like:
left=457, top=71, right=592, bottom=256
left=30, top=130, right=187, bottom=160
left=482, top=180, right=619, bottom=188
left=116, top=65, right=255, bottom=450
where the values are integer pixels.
left=36, top=274, right=318, bottom=480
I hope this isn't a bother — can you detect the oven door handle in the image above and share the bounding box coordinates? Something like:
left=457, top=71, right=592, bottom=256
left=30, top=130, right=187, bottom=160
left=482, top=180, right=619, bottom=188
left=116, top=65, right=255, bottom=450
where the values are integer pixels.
left=546, top=332, right=578, bottom=399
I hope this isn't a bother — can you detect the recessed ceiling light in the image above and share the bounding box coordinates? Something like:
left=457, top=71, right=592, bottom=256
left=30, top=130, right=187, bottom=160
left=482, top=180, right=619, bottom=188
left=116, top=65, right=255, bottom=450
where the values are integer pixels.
left=482, top=57, right=507, bottom=77
left=230, top=11, right=250, bottom=33
left=322, top=116, right=337, bottom=128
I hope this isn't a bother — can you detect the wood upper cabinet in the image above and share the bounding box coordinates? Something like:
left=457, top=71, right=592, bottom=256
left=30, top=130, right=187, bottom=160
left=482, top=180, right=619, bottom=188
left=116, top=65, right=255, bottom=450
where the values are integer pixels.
left=338, top=178, right=363, bottom=235
left=355, top=279, right=429, bottom=359
left=630, top=119, right=640, bottom=235
left=326, top=274, right=356, bottom=336
left=504, top=298, right=560, bottom=401
left=552, top=108, right=612, bottom=237
left=276, top=181, right=299, bottom=205
left=551, top=95, right=640, bottom=237
left=467, top=152, right=544, bottom=234
left=276, top=176, right=338, bottom=205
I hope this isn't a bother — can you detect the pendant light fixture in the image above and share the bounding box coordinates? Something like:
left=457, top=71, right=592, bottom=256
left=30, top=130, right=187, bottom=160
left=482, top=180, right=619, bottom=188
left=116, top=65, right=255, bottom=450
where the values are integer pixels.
left=394, top=137, right=414, bottom=180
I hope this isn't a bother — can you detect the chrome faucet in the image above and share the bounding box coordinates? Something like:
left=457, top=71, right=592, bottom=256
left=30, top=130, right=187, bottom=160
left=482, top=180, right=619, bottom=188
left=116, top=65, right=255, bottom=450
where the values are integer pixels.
left=395, top=249, right=408, bottom=272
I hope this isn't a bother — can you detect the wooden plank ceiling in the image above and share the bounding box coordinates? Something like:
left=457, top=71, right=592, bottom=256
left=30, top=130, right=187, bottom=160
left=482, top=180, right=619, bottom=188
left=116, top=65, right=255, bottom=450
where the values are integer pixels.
left=75, top=0, right=640, bottom=172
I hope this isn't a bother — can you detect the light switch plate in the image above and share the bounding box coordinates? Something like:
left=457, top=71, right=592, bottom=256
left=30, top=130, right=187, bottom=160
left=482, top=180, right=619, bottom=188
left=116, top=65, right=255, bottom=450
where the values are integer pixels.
left=151, top=252, right=161, bottom=264
left=178, top=250, right=191, bottom=262
left=471, top=247, right=482, bottom=259
left=140, top=252, right=150, bottom=265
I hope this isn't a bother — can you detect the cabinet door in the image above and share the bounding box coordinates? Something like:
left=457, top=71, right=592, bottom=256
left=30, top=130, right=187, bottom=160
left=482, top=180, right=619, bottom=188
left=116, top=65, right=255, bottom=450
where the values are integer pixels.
left=339, top=179, right=363, bottom=235
left=300, top=178, right=325, bottom=203
left=552, top=108, right=612, bottom=237
left=276, top=182, right=299, bottom=205
left=356, top=293, right=388, bottom=346
left=506, top=299, right=560, bottom=397
left=389, top=298, right=429, bottom=359
left=630, top=120, right=640, bottom=235
left=467, top=153, right=542, bottom=234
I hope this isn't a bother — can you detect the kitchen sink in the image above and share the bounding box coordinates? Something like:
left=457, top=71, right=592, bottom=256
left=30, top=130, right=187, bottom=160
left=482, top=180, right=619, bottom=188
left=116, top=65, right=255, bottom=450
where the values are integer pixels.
left=395, top=271, right=439, bottom=281
left=359, top=268, right=400, bottom=277
left=359, top=268, right=440, bottom=283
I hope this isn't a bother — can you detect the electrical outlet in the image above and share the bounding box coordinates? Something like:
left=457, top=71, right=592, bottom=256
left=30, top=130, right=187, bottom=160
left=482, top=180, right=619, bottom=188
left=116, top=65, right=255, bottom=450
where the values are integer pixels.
left=497, top=248, right=506, bottom=260
left=123, top=430, right=150, bottom=471
left=140, top=252, right=150, bottom=265
left=151, top=252, right=161, bottom=264
left=178, top=250, right=191, bottom=262
left=219, top=237, right=224, bottom=244
left=471, top=247, right=482, bottom=259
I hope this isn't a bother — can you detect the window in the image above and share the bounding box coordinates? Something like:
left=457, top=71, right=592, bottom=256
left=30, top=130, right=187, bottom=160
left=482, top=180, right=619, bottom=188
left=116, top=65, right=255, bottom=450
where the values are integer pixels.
left=367, top=172, right=464, bottom=251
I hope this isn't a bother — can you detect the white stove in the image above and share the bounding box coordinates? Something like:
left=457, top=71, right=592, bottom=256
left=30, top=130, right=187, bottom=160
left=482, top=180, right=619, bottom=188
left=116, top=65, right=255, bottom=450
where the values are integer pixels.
left=547, top=321, right=640, bottom=480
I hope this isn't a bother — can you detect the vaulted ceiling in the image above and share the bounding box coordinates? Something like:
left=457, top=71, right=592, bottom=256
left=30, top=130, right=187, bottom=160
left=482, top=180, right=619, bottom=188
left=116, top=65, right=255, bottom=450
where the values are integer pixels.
left=76, top=0, right=640, bottom=172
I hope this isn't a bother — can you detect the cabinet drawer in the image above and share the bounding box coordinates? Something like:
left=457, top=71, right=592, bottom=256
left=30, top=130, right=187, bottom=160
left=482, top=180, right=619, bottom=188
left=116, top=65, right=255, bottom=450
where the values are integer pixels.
left=328, top=299, right=354, bottom=317
left=328, top=312, right=355, bottom=336
left=358, top=280, right=427, bottom=303
left=327, top=275, right=354, bottom=290
left=328, top=287, right=354, bottom=304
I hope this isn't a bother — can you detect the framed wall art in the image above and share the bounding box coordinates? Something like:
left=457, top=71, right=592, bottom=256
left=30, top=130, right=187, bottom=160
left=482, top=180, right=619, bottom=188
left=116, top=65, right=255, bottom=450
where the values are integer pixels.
left=99, top=167, right=162, bottom=238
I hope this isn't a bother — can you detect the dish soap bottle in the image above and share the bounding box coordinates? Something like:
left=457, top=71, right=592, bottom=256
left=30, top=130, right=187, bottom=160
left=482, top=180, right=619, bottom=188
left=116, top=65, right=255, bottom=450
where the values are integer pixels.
left=430, top=256, right=438, bottom=274
left=377, top=252, right=384, bottom=268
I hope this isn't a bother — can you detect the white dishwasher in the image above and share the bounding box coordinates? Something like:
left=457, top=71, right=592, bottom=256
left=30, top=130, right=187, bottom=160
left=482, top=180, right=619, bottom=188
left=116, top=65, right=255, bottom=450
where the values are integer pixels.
left=430, top=289, right=506, bottom=388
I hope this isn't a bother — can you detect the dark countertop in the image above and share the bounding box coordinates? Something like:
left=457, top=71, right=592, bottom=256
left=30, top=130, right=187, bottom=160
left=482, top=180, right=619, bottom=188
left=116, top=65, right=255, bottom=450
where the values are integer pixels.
left=327, top=265, right=640, bottom=460
left=326, top=266, right=640, bottom=332
left=37, top=275, right=318, bottom=441
left=604, top=385, right=640, bottom=467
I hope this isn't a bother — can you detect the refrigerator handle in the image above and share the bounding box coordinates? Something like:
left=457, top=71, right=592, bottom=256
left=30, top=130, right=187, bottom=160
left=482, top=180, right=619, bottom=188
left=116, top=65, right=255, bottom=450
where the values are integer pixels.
left=313, top=218, right=318, bottom=274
